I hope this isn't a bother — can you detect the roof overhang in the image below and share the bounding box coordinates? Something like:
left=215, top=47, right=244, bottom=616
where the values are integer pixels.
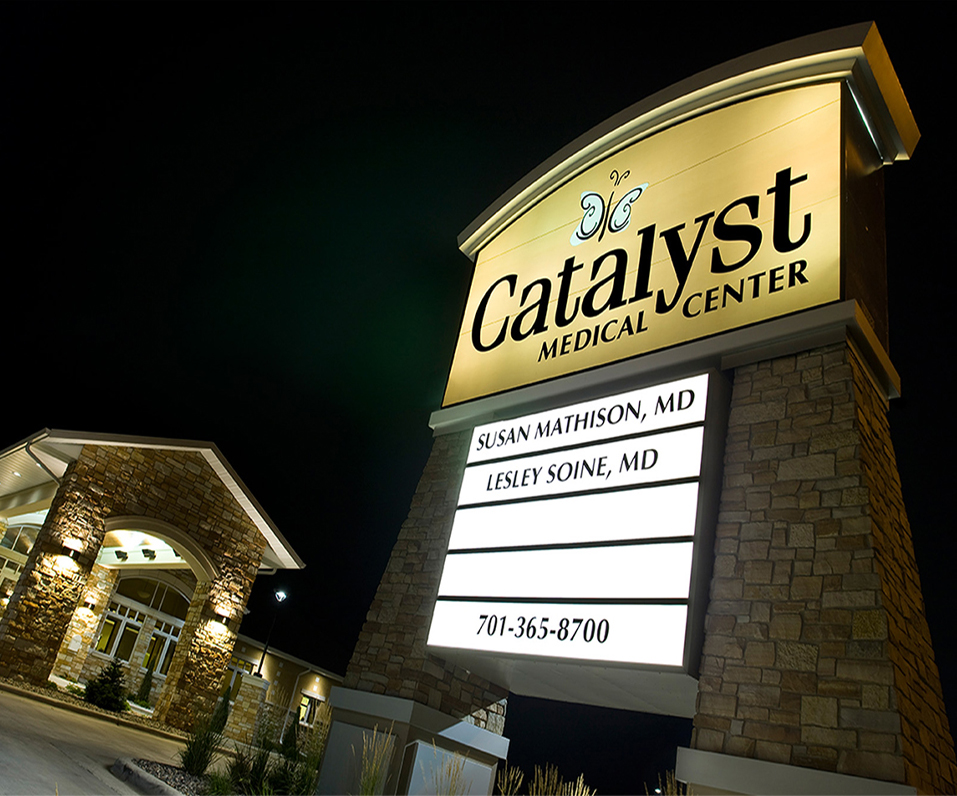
left=0, top=429, right=304, bottom=571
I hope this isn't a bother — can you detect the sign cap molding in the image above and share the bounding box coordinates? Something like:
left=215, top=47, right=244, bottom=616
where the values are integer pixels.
left=458, top=22, right=917, bottom=261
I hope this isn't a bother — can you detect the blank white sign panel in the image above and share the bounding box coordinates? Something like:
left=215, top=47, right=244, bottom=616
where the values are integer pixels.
left=447, top=482, right=699, bottom=551
left=438, top=542, right=693, bottom=601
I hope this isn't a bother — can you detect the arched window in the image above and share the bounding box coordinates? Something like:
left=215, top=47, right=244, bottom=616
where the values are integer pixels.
left=93, top=575, right=191, bottom=675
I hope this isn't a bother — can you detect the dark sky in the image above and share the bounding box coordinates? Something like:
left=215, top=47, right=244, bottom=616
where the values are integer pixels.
left=3, top=5, right=952, bottom=792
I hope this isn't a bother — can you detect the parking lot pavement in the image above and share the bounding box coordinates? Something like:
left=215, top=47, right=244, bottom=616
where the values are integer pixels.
left=0, top=688, right=187, bottom=795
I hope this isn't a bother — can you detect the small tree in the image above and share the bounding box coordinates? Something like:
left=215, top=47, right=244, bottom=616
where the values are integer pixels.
left=179, top=715, right=222, bottom=776
left=135, top=652, right=156, bottom=706
left=84, top=658, right=128, bottom=712
left=210, top=684, right=231, bottom=733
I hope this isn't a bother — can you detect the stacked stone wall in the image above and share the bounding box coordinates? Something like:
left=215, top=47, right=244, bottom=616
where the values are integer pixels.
left=344, top=430, right=508, bottom=733
left=850, top=348, right=957, bottom=792
left=691, top=340, right=955, bottom=792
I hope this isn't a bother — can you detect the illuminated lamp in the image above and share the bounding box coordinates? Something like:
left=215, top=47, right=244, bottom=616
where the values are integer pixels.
left=61, top=538, right=83, bottom=559
left=213, top=607, right=232, bottom=630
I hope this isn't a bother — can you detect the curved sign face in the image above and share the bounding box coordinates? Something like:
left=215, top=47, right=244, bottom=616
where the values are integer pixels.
left=444, top=83, right=841, bottom=406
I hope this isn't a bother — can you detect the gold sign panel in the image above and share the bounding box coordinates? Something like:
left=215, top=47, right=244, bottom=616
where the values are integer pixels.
left=444, top=83, right=841, bottom=406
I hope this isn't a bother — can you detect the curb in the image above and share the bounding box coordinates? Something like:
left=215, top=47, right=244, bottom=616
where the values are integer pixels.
left=0, top=679, right=186, bottom=743
left=111, top=758, right=184, bottom=796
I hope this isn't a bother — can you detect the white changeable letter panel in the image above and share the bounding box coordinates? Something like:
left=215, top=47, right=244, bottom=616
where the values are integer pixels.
left=427, top=373, right=713, bottom=669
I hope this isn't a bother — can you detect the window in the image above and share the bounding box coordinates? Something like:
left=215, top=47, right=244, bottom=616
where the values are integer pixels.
left=298, top=693, right=327, bottom=726
left=224, top=654, right=256, bottom=700
left=94, top=602, right=144, bottom=662
left=143, top=619, right=181, bottom=676
left=0, top=558, right=23, bottom=611
left=0, top=524, right=39, bottom=556
left=93, top=577, right=189, bottom=673
left=116, top=578, right=189, bottom=620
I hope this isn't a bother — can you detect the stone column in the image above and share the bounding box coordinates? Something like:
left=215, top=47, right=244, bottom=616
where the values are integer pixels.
left=0, top=462, right=104, bottom=684
left=690, top=339, right=956, bottom=793
left=153, top=580, right=237, bottom=730
left=224, top=672, right=270, bottom=744
left=52, top=564, right=119, bottom=683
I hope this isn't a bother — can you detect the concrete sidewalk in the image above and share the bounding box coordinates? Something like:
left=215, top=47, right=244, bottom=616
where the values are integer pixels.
left=0, top=684, right=188, bottom=795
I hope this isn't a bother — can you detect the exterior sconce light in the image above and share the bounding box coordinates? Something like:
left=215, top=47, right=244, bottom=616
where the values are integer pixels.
left=142, top=548, right=157, bottom=560
left=83, top=599, right=96, bottom=611
left=114, top=550, right=128, bottom=561
left=61, top=538, right=83, bottom=559
left=213, top=604, right=233, bottom=631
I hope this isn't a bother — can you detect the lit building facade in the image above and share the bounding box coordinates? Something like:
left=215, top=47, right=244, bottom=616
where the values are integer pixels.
left=0, top=429, right=305, bottom=731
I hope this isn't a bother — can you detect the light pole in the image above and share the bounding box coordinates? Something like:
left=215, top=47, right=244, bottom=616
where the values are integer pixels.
left=256, top=588, right=287, bottom=676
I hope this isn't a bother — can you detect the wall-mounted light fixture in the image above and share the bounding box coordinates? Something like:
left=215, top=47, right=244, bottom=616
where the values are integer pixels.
left=213, top=606, right=232, bottom=631
left=61, top=538, right=83, bottom=559
left=83, top=599, right=96, bottom=611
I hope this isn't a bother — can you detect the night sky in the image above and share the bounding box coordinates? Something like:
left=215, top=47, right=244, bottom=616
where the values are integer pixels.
left=3, top=5, right=952, bottom=792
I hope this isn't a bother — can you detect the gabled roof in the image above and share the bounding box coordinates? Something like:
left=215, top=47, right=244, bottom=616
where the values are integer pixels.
left=0, top=429, right=304, bottom=570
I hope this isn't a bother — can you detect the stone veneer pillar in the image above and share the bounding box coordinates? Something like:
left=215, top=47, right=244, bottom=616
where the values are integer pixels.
left=344, top=430, right=508, bottom=732
left=223, top=671, right=270, bottom=744
left=691, top=339, right=956, bottom=793
left=0, top=444, right=266, bottom=732
left=0, top=459, right=101, bottom=684
left=51, top=564, right=120, bottom=683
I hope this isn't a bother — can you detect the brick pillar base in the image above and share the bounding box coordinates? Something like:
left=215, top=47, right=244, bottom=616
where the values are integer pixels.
left=690, top=340, right=956, bottom=793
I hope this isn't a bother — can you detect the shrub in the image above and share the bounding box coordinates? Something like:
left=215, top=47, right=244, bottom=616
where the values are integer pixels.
left=646, top=770, right=692, bottom=795
left=210, top=685, right=230, bottom=733
left=83, top=658, right=128, bottom=712
left=179, top=715, right=222, bottom=776
left=497, top=763, right=524, bottom=795
left=356, top=723, right=395, bottom=795
left=135, top=652, right=156, bottom=706
left=202, top=712, right=332, bottom=795
left=427, top=742, right=469, bottom=796
left=527, top=764, right=594, bottom=796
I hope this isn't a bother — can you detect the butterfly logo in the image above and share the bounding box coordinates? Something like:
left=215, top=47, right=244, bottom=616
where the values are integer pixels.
left=570, top=169, right=649, bottom=246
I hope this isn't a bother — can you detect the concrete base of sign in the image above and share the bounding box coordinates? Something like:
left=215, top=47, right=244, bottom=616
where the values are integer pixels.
left=675, top=748, right=917, bottom=795
left=316, top=686, right=508, bottom=796
left=435, top=649, right=698, bottom=718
